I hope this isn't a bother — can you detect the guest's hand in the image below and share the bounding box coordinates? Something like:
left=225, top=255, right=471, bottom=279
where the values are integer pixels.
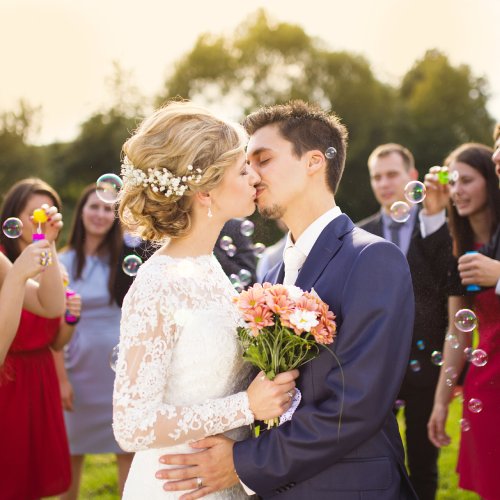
left=30, top=204, right=63, bottom=243
left=12, top=240, right=52, bottom=280
left=65, top=292, right=82, bottom=320
left=427, top=402, right=451, bottom=448
left=246, top=369, right=299, bottom=420
left=422, top=166, right=450, bottom=215
left=458, top=252, right=500, bottom=288
left=60, top=379, right=74, bottom=412
left=156, top=435, right=237, bottom=499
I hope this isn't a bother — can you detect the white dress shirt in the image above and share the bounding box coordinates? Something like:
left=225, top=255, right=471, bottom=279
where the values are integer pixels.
left=284, top=206, right=343, bottom=260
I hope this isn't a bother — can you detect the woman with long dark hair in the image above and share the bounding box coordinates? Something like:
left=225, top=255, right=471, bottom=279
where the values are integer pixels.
left=55, top=184, right=133, bottom=499
left=428, top=143, right=500, bottom=499
left=0, top=177, right=70, bottom=500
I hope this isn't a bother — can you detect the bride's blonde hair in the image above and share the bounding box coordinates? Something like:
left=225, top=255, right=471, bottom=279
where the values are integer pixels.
left=119, top=101, right=247, bottom=241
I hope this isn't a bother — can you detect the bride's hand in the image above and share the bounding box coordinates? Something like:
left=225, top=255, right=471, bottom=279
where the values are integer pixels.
left=246, top=370, right=299, bottom=421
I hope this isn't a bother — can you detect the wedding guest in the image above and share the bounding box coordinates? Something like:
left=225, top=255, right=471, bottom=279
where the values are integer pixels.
left=0, top=242, right=63, bottom=364
left=358, top=144, right=451, bottom=499
left=428, top=143, right=500, bottom=500
left=0, top=178, right=71, bottom=500
left=456, top=124, right=500, bottom=293
left=56, top=184, right=133, bottom=499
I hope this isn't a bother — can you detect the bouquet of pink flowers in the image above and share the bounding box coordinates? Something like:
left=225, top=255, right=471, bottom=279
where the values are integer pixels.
left=234, top=282, right=337, bottom=428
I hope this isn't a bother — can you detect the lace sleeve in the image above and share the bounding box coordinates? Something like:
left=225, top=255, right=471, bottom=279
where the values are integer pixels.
left=112, top=261, right=254, bottom=452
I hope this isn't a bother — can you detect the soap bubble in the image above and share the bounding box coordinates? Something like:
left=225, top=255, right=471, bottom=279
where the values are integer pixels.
left=454, top=309, right=477, bottom=332
left=226, top=244, right=237, bottom=258
left=240, top=220, right=255, bottom=237
left=468, top=398, right=483, bottom=414
left=460, top=418, right=471, bottom=432
left=238, top=269, right=253, bottom=286
left=219, top=236, right=233, bottom=251
left=390, top=201, right=411, bottom=223
left=464, top=347, right=474, bottom=362
left=431, top=351, right=443, bottom=366
left=252, top=242, right=266, bottom=258
left=109, top=344, right=120, bottom=372
left=404, top=181, right=426, bottom=204
left=96, top=174, right=123, bottom=203
left=409, top=360, right=421, bottom=372
left=446, top=332, right=460, bottom=349
left=2, top=217, right=23, bottom=238
left=122, top=254, right=143, bottom=276
left=325, top=147, right=337, bottom=159
left=229, top=273, right=243, bottom=293
left=471, top=349, right=488, bottom=367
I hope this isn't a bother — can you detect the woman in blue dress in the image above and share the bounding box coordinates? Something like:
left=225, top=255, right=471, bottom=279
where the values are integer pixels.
left=55, top=184, right=133, bottom=499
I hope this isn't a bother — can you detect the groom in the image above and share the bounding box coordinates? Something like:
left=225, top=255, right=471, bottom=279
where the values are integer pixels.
left=155, top=101, right=418, bottom=499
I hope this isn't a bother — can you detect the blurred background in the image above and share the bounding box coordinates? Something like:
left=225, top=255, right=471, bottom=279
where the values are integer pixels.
left=1, top=0, right=499, bottom=244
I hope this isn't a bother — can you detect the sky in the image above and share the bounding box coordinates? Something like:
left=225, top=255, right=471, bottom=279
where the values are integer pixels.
left=1, top=0, right=499, bottom=145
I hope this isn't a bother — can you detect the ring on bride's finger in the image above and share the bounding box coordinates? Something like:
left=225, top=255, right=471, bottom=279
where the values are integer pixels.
left=287, top=390, right=294, bottom=400
left=196, top=477, right=203, bottom=488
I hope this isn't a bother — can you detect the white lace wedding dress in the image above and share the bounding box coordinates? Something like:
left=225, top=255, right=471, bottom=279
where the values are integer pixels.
left=113, top=254, right=254, bottom=499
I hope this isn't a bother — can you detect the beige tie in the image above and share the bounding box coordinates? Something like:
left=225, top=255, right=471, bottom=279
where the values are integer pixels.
left=283, top=245, right=307, bottom=286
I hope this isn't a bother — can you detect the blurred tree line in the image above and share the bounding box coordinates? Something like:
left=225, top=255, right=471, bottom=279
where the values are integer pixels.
left=0, top=10, right=495, bottom=245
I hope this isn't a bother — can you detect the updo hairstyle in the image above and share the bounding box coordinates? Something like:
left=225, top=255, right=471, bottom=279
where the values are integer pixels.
left=118, top=101, right=247, bottom=241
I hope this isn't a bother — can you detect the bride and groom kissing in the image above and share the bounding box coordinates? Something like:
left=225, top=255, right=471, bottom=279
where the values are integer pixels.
left=112, top=100, right=418, bottom=499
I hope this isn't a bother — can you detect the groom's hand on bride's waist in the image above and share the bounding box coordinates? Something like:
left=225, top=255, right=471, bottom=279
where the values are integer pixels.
left=156, top=435, right=238, bottom=499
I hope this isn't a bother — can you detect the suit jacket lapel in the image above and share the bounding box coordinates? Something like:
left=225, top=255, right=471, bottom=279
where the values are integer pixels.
left=372, top=214, right=383, bottom=237
left=295, top=214, right=354, bottom=291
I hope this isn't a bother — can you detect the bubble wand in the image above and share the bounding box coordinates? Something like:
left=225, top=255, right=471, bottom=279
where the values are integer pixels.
left=63, top=276, right=80, bottom=325
left=32, top=208, right=52, bottom=267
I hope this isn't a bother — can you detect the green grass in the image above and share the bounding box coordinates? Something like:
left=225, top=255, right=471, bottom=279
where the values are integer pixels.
left=398, top=396, right=478, bottom=500
left=56, top=398, right=477, bottom=499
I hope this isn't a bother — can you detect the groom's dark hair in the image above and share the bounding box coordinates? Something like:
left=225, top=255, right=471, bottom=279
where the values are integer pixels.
left=243, top=100, right=348, bottom=194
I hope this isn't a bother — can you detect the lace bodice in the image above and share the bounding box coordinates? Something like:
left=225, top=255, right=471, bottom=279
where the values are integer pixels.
left=113, top=254, right=254, bottom=452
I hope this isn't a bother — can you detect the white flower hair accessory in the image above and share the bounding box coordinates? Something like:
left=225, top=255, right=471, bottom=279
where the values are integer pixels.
left=120, top=156, right=203, bottom=197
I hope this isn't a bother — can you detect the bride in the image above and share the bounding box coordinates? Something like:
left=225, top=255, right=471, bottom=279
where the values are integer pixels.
left=113, top=101, right=298, bottom=499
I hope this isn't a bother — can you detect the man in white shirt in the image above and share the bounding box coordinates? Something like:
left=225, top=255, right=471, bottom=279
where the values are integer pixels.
left=155, top=101, right=417, bottom=499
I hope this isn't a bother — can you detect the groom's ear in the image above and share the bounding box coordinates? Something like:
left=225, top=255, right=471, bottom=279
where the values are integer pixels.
left=306, top=150, right=326, bottom=176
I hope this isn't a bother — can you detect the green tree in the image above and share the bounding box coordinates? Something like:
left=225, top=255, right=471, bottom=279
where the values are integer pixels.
left=0, top=101, right=48, bottom=194
left=50, top=109, right=138, bottom=205
left=48, top=63, right=145, bottom=208
left=400, top=49, right=494, bottom=171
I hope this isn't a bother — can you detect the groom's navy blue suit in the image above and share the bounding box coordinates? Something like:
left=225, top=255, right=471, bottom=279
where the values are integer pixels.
left=233, top=214, right=418, bottom=499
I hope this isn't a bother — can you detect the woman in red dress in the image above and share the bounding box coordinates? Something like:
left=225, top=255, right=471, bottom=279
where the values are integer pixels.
left=428, top=143, right=500, bottom=500
left=0, top=178, right=79, bottom=500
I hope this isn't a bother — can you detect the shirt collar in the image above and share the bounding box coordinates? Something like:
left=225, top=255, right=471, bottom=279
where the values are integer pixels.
left=285, top=206, right=342, bottom=258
